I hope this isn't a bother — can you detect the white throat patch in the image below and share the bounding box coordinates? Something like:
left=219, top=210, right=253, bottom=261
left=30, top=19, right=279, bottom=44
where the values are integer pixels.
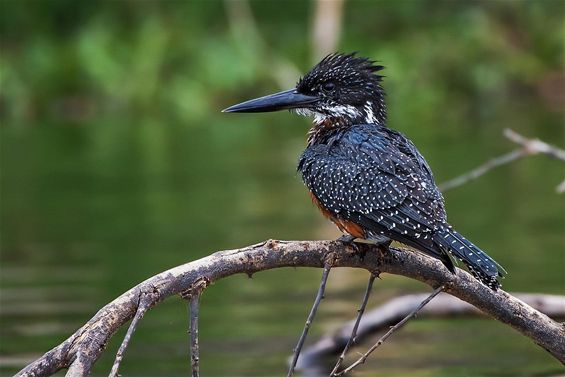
left=293, top=104, right=362, bottom=124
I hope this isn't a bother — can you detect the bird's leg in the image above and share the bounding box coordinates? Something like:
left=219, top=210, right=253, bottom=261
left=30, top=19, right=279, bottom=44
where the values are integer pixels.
left=337, top=234, right=366, bottom=260
left=337, top=234, right=357, bottom=244
left=369, top=235, right=394, bottom=263
left=370, top=235, right=392, bottom=248
left=337, top=234, right=362, bottom=254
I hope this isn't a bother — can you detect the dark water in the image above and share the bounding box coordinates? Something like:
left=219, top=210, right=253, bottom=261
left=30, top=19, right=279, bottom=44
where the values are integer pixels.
left=1, top=108, right=563, bottom=376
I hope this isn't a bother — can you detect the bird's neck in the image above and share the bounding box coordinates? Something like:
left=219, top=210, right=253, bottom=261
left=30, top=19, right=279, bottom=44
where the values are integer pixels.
left=363, top=96, right=387, bottom=125
left=307, top=99, right=386, bottom=146
left=307, top=118, right=345, bottom=146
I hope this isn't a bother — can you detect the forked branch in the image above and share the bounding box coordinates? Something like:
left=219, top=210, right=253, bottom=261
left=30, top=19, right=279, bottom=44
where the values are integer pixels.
left=16, top=240, right=565, bottom=377
left=300, top=292, right=565, bottom=367
left=334, top=286, right=445, bottom=376
left=439, top=128, right=565, bottom=192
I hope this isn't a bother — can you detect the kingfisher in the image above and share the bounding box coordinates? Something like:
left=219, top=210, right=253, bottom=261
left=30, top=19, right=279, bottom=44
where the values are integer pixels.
left=224, top=52, right=505, bottom=289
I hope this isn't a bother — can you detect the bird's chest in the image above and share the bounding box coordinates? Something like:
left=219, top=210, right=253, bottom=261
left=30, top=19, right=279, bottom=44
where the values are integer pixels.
left=307, top=189, right=366, bottom=238
left=298, top=138, right=368, bottom=238
left=298, top=130, right=368, bottom=194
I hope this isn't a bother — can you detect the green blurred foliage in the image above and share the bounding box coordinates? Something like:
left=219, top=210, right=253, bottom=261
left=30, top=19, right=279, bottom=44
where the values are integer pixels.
left=1, top=0, right=563, bottom=128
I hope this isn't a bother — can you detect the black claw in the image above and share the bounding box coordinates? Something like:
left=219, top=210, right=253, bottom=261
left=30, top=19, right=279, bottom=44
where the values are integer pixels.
left=337, top=234, right=356, bottom=244
left=337, top=234, right=365, bottom=258
left=370, top=235, right=392, bottom=249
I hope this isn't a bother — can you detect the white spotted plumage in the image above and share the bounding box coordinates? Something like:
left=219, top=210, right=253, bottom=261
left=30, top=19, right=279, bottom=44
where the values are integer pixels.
left=291, top=53, right=505, bottom=290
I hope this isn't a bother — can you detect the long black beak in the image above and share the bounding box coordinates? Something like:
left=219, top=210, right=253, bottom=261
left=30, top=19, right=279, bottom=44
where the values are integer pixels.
left=222, top=88, right=319, bottom=113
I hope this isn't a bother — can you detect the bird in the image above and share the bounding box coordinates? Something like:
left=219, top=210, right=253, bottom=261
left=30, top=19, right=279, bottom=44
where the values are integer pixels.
left=223, top=52, right=506, bottom=290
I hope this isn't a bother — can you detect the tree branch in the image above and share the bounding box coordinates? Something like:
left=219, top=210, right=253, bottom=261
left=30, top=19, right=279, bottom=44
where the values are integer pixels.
left=503, top=128, right=565, bottom=161
left=334, top=286, right=445, bottom=376
left=108, top=289, right=154, bottom=377
left=329, top=274, right=377, bottom=376
left=288, top=262, right=332, bottom=377
left=15, top=240, right=565, bottom=377
left=299, top=291, right=565, bottom=368
left=438, top=128, right=565, bottom=192
left=189, top=291, right=201, bottom=377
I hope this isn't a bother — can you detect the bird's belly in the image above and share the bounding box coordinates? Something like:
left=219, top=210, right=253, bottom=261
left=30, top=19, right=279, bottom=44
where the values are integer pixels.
left=308, top=191, right=365, bottom=239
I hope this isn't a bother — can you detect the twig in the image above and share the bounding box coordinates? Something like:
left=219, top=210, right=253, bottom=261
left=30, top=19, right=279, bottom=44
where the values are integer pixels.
left=287, top=263, right=332, bottom=377
left=182, top=278, right=208, bottom=377
left=329, top=274, right=376, bottom=376
left=299, top=292, right=565, bottom=368
left=108, top=291, right=153, bottom=377
left=189, top=293, right=201, bottom=377
left=439, top=149, right=527, bottom=192
left=503, top=128, right=565, bottom=161
left=66, top=352, right=91, bottom=377
left=438, top=128, right=565, bottom=192
left=335, top=286, right=445, bottom=376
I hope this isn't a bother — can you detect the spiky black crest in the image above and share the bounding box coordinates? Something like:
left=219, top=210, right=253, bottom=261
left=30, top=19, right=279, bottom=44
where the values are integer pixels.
left=297, top=52, right=384, bottom=95
left=295, top=52, right=387, bottom=126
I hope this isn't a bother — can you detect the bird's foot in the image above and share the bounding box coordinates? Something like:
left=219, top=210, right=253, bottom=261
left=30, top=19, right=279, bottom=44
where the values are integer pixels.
left=337, top=234, right=357, bottom=244
left=336, top=234, right=365, bottom=258
left=366, top=235, right=393, bottom=262
left=371, top=235, right=392, bottom=249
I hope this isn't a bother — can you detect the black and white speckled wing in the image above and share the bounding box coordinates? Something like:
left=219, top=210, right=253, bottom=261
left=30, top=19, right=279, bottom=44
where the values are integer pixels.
left=381, top=128, right=505, bottom=287
left=299, top=125, right=450, bottom=263
left=298, top=124, right=505, bottom=288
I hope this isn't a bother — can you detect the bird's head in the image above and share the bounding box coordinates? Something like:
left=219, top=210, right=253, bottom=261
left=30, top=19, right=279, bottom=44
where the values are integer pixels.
left=223, top=53, right=386, bottom=125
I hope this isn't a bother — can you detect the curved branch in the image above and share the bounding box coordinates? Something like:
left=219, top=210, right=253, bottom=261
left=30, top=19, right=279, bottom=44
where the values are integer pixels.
left=16, top=240, right=565, bottom=376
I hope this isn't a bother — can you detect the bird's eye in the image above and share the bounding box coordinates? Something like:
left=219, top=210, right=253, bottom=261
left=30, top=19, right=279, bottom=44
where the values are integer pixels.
left=322, top=82, right=336, bottom=92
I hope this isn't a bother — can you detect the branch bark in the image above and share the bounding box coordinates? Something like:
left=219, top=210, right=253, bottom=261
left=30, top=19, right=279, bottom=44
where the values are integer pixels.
left=16, top=240, right=565, bottom=377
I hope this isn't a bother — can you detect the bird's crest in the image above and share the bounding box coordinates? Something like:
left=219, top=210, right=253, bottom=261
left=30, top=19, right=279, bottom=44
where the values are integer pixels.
left=297, top=52, right=384, bottom=93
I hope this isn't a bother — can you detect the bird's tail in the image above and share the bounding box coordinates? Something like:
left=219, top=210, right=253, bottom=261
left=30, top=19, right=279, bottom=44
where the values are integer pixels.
left=434, top=226, right=506, bottom=290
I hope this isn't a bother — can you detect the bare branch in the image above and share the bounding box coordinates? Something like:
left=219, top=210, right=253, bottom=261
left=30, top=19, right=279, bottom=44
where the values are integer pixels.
left=15, top=241, right=565, bottom=377
left=108, top=290, right=154, bottom=377
left=503, top=128, right=565, bottom=161
left=300, top=292, right=565, bottom=367
left=287, top=262, right=332, bottom=377
left=329, top=273, right=377, bottom=376
left=181, top=278, right=208, bottom=377
left=439, top=128, right=565, bottom=192
left=189, top=293, right=201, bottom=377
left=439, top=149, right=527, bottom=192
left=335, top=286, right=444, bottom=376
left=65, top=352, right=90, bottom=377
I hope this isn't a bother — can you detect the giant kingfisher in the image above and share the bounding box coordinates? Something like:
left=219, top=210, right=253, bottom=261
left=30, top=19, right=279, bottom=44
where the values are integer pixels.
left=224, top=52, right=505, bottom=289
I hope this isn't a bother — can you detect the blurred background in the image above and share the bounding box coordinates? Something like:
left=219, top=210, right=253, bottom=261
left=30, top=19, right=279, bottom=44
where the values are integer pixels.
left=1, top=1, right=564, bottom=376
